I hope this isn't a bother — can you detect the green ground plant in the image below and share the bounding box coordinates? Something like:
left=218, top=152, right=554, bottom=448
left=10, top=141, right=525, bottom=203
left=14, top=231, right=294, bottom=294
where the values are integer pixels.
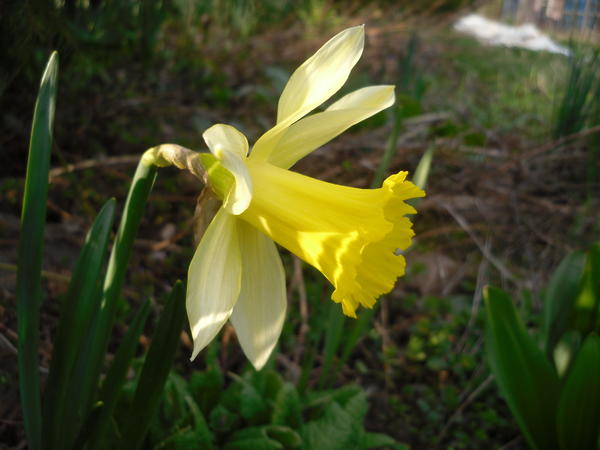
left=112, top=362, right=400, bottom=449
left=17, top=52, right=185, bottom=450
left=485, top=245, right=600, bottom=450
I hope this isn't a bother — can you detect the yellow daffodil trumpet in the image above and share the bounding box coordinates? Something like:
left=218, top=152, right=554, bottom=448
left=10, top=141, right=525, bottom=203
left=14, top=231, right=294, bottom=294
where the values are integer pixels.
left=143, top=25, right=425, bottom=370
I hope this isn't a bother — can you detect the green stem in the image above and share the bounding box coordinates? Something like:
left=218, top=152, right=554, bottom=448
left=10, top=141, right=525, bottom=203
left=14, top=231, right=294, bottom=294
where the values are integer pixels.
left=97, top=161, right=158, bottom=354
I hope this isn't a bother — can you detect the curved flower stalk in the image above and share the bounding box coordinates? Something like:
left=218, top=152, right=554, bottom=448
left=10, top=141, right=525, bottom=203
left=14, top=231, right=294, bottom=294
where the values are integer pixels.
left=145, top=25, right=425, bottom=370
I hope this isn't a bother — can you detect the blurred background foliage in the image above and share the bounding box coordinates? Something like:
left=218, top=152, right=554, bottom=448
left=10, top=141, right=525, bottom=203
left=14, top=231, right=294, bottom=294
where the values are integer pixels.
left=2, top=0, right=600, bottom=449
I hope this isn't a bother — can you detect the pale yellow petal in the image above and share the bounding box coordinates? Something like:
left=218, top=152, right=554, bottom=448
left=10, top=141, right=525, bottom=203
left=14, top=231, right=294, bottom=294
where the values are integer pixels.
left=187, top=208, right=241, bottom=360
left=230, top=221, right=287, bottom=370
left=267, top=85, right=395, bottom=168
left=203, top=123, right=249, bottom=158
left=203, top=124, right=252, bottom=215
left=250, top=25, right=365, bottom=162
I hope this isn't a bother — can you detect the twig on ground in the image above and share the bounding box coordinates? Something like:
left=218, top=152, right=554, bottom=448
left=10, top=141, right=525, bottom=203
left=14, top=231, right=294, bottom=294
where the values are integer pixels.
left=441, top=202, right=520, bottom=284
left=437, top=374, right=494, bottom=443
left=454, top=239, right=489, bottom=353
left=48, top=155, right=140, bottom=179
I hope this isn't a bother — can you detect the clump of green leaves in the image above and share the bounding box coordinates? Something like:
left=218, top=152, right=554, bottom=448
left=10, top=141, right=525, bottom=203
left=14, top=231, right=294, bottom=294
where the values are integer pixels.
left=110, top=365, right=398, bottom=450
left=485, top=245, right=600, bottom=450
left=552, top=49, right=600, bottom=139
left=17, top=52, right=186, bottom=450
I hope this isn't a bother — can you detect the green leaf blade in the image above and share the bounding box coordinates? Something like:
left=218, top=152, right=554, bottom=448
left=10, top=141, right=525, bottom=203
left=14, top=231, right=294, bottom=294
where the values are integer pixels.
left=573, top=244, right=600, bottom=335
left=84, top=300, right=152, bottom=450
left=484, top=286, right=561, bottom=450
left=557, top=333, right=600, bottom=450
left=16, top=51, right=59, bottom=450
left=118, top=280, right=186, bottom=450
left=42, top=199, right=116, bottom=450
left=543, top=251, right=586, bottom=355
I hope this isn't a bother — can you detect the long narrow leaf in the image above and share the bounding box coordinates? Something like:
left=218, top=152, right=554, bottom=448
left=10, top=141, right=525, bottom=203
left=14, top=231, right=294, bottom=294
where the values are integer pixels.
left=16, top=51, right=58, bottom=450
left=119, top=280, right=186, bottom=450
left=336, top=305, right=378, bottom=380
left=484, top=286, right=560, bottom=450
left=556, top=333, right=600, bottom=450
left=318, top=301, right=345, bottom=388
left=62, top=160, right=158, bottom=438
left=81, top=300, right=152, bottom=450
left=42, top=199, right=116, bottom=450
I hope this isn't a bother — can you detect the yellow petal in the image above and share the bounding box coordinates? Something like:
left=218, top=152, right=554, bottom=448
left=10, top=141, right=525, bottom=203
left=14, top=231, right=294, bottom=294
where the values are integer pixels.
left=230, top=221, right=287, bottom=370
left=251, top=25, right=365, bottom=162
left=241, top=161, right=425, bottom=317
left=203, top=124, right=252, bottom=215
left=267, top=85, right=395, bottom=168
left=187, top=208, right=241, bottom=360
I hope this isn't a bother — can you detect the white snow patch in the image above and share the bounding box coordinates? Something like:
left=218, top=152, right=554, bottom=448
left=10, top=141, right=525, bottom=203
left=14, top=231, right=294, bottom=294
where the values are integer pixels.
left=454, top=14, right=570, bottom=55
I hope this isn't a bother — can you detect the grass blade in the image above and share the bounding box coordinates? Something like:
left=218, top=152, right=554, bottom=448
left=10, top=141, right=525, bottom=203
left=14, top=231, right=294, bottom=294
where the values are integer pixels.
left=484, top=286, right=560, bottom=450
left=556, top=333, right=600, bottom=450
left=412, top=145, right=435, bottom=190
left=42, top=199, right=116, bottom=449
left=119, top=280, right=186, bottom=450
left=337, top=305, right=378, bottom=374
left=82, top=300, right=152, bottom=450
left=16, top=51, right=58, bottom=450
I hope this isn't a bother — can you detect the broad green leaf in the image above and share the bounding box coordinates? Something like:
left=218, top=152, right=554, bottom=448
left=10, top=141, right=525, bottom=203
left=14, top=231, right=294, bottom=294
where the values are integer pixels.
left=225, top=373, right=269, bottom=425
left=118, top=281, right=186, bottom=450
left=223, top=437, right=283, bottom=450
left=260, top=370, right=284, bottom=403
left=543, top=251, right=586, bottom=355
left=165, top=372, right=214, bottom=449
left=271, top=383, right=302, bottom=429
left=304, top=385, right=363, bottom=410
left=153, top=429, right=211, bottom=450
left=557, top=334, right=600, bottom=450
left=16, top=51, right=58, bottom=450
left=84, top=300, right=151, bottom=450
left=553, top=330, right=582, bottom=377
left=188, top=367, right=224, bottom=415
left=209, top=404, right=240, bottom=434
left=573, top=244, right=600, bottom=335
left=265, top=425, right=302, bottom=448
left=301, top=402, right=361, bottom=450
left=361, top=431, right=396, bottom=449
left=42, top=199, right=116, bottom=450
left=484, top=286, right=560, bottom=450
left=342, top=390, right=369, bottom=422
left=227, top=426, right=300, bottom=449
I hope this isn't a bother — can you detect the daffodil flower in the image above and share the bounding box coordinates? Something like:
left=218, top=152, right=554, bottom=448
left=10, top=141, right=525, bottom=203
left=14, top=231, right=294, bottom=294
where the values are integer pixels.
left=187, top=25, right=425, bottom=369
